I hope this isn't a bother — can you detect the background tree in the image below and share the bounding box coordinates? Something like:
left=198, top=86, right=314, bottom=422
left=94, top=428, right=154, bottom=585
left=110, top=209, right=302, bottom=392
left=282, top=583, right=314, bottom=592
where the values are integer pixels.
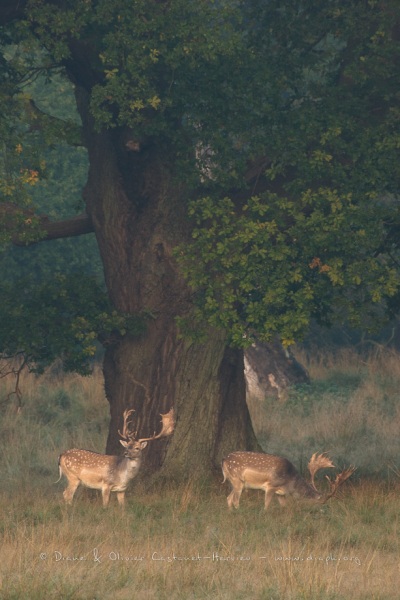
left=0, top=0, right=399, bottom=480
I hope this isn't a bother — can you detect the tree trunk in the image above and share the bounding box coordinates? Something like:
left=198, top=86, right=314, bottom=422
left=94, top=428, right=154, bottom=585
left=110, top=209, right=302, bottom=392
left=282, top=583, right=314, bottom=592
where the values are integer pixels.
left=75, top=87, right=259, bottom=481
left=103, top=328, right=260, bottom=481
left=245, top=339, right=309, bottom=403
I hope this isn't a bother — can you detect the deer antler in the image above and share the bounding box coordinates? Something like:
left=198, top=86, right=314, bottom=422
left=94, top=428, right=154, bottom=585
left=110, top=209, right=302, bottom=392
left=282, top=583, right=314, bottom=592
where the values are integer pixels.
left=118, top=409, right=136, bottom=440
left=138, top=408, right=175, bottom=442
left=322, top=466, right=356, bottom=503
left=308, top=452, right=335, bottom=491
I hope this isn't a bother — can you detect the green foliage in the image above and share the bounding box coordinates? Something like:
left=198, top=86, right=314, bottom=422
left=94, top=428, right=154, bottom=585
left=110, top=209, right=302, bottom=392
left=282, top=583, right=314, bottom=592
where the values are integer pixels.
left=23, top=0, right=258, bottom=187
left=0, top=274, right=146, bottom=374
left=0, top=30, right=111, bottom=374
left=173, top=1, right=400, bottom=344
left=179, top=191, right=400, bottom=346
left=27, top=0, right=243, bottom=123
left=1, top=0, right=400, bottom=361
left=0, top=38, right=82, bottom=237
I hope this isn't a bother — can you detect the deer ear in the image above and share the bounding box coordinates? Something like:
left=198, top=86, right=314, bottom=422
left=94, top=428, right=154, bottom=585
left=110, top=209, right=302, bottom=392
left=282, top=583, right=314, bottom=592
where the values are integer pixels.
left=120, top=440, right=129, bottom=448
left=140, top=441, right=148, bottom=449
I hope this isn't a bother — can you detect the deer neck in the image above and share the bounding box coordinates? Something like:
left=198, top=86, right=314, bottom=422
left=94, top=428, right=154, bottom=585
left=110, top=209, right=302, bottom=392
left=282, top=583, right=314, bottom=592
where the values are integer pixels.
left=293, top=474, right=322, bottom=500
left=116, top=454, right=142, bottom=473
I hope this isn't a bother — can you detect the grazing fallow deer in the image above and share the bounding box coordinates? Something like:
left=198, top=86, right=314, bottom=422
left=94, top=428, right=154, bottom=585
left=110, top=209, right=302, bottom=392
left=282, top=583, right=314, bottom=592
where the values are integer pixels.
left=57, top=408, right=175, bottom=507
left=222, top=451, right=355, bottom=510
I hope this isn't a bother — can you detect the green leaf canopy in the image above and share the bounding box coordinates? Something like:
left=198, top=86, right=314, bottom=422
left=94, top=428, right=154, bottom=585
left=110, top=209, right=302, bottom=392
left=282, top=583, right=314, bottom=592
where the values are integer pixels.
left=0, top=0, right=399, bottom=367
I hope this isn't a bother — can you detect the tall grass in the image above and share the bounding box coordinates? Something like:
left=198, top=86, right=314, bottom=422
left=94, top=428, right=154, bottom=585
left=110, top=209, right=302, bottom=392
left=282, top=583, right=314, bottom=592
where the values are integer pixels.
left=248, top=347, right=400, bottom=479
left=0, top=350, right=399, bottom=599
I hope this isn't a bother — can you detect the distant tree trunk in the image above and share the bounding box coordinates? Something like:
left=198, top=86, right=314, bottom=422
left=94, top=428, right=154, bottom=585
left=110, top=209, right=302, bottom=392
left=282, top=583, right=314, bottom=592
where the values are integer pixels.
left=245, top=339, right=309, bottom=403
left=75, top=87, right=259, bottom=480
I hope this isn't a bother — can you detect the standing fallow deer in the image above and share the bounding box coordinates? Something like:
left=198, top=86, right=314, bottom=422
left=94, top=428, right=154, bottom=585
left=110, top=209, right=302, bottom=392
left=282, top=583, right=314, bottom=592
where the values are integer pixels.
left=222, top=451, right=355, bottom=510
left=57, top=408, right=175, bottom=507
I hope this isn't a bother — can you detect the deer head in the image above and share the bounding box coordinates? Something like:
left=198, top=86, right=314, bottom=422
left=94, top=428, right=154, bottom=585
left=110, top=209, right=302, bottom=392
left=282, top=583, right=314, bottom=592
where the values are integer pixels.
left=58, top=408, right=175, bottom=508
left=222, top=450, right=355, bottom=510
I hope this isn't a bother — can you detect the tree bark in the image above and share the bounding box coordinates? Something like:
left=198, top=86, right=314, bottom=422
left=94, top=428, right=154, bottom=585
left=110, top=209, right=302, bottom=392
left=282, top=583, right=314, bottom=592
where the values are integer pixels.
left=103, top=329, right=260, bottom=481
left=73, top=87, right=259, bottom=480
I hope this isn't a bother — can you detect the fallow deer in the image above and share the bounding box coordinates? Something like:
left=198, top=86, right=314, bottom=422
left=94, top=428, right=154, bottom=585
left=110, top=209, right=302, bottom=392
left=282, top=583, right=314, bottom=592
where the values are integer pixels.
left=57, top=408, right=175, bottom=507
left=222, top=451, right=355, bottom=510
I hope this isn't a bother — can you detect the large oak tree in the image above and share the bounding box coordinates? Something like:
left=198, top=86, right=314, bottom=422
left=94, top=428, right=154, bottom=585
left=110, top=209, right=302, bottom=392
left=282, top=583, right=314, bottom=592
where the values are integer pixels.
left=1, top=0, right=399, bottom=479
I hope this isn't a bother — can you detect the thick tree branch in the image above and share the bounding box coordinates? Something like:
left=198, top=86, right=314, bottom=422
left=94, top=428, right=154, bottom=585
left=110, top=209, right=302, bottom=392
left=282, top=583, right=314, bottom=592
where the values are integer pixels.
left=16, top=213, right=94, bottom=246
left=34, top=212, right=94, bottom=243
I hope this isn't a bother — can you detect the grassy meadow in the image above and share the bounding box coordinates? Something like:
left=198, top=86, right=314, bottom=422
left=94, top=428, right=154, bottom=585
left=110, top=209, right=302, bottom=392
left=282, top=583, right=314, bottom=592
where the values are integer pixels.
left=0, top=349, right=399, bottom=600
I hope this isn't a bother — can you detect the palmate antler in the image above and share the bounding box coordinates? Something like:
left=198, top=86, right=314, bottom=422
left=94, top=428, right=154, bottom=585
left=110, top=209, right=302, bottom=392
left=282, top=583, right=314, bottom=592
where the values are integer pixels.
left=322, top=466, right=357, bottom=503
left=308, top=452, right=335, bottom=491
left=118, top=409, right=136, bottom=440
left=138, top=408, right=175, bottom=442
left=308, top=452, right=356, bottom=501
left=118, top=407, right=175, bottom=443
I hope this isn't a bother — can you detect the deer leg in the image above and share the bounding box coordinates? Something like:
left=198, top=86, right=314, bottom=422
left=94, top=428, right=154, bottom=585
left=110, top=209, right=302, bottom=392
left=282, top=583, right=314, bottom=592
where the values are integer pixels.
left=63, top=477, right=80, bottom=505
left=116, top=492, right=125, bottom=508
left=227, top=479, right=244, bottom=509
left=101, top=486, right=111, bottom=507
left=276, top=494, right=287, bottom=507
left=263, top=489, right=276, bottom=510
